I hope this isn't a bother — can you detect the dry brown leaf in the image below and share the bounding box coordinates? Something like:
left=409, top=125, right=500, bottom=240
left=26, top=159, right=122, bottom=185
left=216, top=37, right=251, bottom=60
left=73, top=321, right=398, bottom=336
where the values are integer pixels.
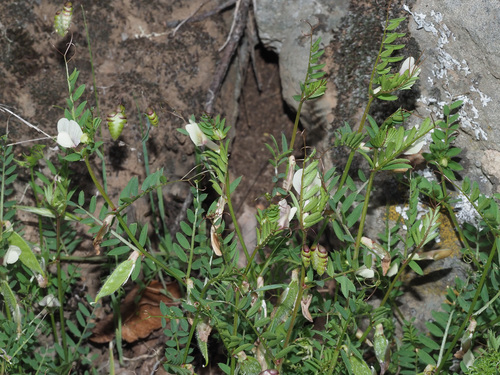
left=381, top=255, right=391, bottom=276
left=300, top=294, right=313, bottom=323
left=90, top=280, right=180, bottom=343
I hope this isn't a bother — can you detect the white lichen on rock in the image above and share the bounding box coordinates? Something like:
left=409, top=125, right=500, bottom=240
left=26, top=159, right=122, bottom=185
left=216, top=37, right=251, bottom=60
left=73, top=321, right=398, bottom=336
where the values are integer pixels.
left=404, top=4, right=490, bottom=141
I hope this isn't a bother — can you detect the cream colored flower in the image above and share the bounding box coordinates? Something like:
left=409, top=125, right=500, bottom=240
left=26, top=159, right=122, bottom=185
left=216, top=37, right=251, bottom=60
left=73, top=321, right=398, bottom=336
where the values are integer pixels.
left=57, top=118, right=83, bottom=148
left=185, top=119, right=219, bottom=151
left=399, top=57, right=420, bottom=78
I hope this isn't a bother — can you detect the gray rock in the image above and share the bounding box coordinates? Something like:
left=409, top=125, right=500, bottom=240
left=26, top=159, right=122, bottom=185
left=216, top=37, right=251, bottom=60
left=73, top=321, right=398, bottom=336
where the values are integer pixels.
left=254, top=0, right=349, bottom=144
left=406, top=0, right=500, bottom=195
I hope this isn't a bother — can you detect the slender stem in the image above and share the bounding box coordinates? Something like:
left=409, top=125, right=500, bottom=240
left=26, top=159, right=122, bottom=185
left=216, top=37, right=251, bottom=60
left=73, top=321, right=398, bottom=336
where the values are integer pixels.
left=279, top=266, right=306, bottom=368
left=82, top=7, right=100, bottom=119
left=225, top=172, right=250, bottom=262
left=358, top=252, right=417, bottom=344
left=436, top=310, right=454, bottom=368
left=434, top=237, right=498, bottom=374
left=328, top=312, right=351, bottom=374
left=84, top=155, right=183, bottom=285
left=337, top=96, right=375, bottom=193
left=55, top=217, right=68, bottom=361
left=231, top=292, right=240, bottom=375
left=289, top=100, right=304, bottom=153
left=353, top=170, right=376, bottom=260
left=185, top=184, right=200, bottom=281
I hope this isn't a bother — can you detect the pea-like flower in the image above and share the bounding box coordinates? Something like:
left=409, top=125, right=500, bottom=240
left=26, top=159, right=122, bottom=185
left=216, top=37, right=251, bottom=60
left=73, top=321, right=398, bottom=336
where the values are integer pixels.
left=185, top=119, right=220, bottom=151
left=3, top=245, right=21, bottom=265
left=402, top=125, right=425, bottom=155
left=399, top=56, right=421, bottom=78
left=292, top=168, right=321, bottom=195
left=277, top=199, right=297, bottom=229
left=56, top=118, right=83, bottom=148
left=39, top=294, right=61, bottom=308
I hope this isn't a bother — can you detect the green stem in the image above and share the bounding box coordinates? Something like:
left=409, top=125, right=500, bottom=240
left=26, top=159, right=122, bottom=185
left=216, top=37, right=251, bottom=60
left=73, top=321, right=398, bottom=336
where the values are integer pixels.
left=278, top=265, right=306, bottom=373
left=81, top=7, right=100, bottom=119
left=289, top=100, right=304, bottom=153
left=185, top=184, right=200, bottom=281
left=83, top=156, right=183, bottom=285
left=225, top=172, right=250, bottom=263
left=55, top=217, right=68, bottom=361
left=328, top=312, right=351, bottom=374
left=337, top=96, right=375, bottom=192
left=358, top=252, right=417, bottom=344
left=353, top=170, right=376, bottom=261
left=230, top=292, right=240, bottom=375
left=434, top=237, right=498, bottom=374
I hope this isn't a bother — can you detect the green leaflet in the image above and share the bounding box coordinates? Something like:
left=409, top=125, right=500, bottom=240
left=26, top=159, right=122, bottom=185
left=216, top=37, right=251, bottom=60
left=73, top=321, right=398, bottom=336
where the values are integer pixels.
left=7, top=231, right=45, bottom=276
left=0, top=280, right=22, bottom=337
left=94, top=250, right=140, bottom=302
left=349, top=353, right=372, bottom=375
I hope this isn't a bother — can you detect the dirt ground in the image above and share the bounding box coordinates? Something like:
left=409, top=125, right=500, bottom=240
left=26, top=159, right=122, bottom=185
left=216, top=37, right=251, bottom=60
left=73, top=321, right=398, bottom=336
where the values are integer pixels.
left=0, top=0, right=294, bottom=373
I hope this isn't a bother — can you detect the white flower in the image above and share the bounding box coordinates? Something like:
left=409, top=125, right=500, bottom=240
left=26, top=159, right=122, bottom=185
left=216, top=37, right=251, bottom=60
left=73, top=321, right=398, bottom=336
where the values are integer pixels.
left=278, top=199, right=297, bottom=229
left=292, top=168, right=322, bottom=223
left=185, top=119, right=219, bottom=151
left=292, top=169, right=321, bottom=195
left=402, top=125, right=425, bottom=155
left=57, top=118, right=83, bottom=148
left=355, top=265, right=375, bottom=279
left=3, top=245, right=21, bottom=265
left=399, top=57, right=421, bottom=78
left=39, top=294, right=61, bottom=307
left=403, top=138, right=425, bottom=155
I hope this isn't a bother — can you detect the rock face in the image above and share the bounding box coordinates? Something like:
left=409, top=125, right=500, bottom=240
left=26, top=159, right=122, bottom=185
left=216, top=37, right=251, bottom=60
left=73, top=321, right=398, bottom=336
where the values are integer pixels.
left=406, top=0, right=500, bottom=195
left=254, top=0, right=499, bottom=330
left=255, top=0, right=500, bottom=193
left=254, top=0, right=349, bottom=144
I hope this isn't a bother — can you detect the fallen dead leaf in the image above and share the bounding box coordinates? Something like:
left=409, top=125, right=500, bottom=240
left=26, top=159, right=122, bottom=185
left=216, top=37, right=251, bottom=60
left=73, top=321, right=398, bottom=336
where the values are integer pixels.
left=90, top=280, right=180, bottom=343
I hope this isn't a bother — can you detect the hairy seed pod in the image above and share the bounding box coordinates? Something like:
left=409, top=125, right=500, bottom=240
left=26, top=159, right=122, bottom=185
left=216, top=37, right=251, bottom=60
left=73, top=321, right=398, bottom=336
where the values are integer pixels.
left=311, top=244, right=328, bottom=276
left=145, top=107, right=159, bottom=127
left=106, top=105, right=127, bottom=141
left=54, top=2, right=73, bottom=37
left=301, top=245, right=311, bottom=268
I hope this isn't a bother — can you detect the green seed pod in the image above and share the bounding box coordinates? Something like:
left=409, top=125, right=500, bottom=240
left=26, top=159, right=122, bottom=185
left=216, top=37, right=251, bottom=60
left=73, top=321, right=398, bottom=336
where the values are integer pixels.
left=301, top=245, right=311, bottom=268
left=311, top=244, right=328, bottom=276
left=54, top=2, right=73, bottom=37
left=107, top=105, right=127, bottom=141
left=145, top=107, right=159, bottom=127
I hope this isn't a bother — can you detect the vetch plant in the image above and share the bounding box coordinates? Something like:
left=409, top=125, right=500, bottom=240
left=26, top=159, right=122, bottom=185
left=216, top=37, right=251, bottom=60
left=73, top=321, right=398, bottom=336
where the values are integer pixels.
left=1, top=6, right=499, bottom=375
